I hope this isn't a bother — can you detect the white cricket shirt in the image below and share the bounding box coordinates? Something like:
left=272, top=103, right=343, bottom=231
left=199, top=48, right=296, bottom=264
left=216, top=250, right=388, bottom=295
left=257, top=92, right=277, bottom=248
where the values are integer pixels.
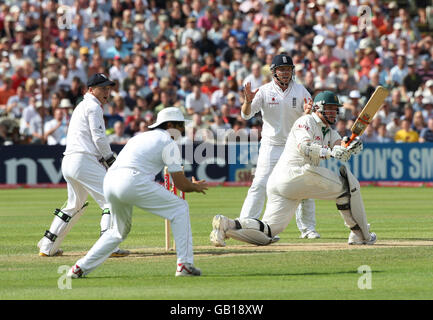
left=64, top=93, right=112, bottom=159
left=110, top=129, right=183, bottom=179
left=282, top=113, right=341, bottom=167
left=242, top=79, right=312, bottom=146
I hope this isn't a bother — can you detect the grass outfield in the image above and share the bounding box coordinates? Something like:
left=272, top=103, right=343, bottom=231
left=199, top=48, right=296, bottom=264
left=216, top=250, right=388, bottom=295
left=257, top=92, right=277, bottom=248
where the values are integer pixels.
left=0, top=186, right=432, bottom=300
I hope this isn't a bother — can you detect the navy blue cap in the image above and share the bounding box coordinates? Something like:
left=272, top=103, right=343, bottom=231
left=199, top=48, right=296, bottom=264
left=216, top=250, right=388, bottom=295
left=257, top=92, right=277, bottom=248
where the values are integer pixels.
left=270, top=54, right=294, bottom=70
left=87, top=73, right=115, bottom=88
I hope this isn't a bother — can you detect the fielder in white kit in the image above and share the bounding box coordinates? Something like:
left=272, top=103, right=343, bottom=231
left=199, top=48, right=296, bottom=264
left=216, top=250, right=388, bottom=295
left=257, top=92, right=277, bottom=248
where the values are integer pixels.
left=237, top=54, right=319, bottom=239
left=67, top=107, right=208, bottom=278
left=210, top=91, right=377, bottom=247
left=38, top=73, right=128, bottom=257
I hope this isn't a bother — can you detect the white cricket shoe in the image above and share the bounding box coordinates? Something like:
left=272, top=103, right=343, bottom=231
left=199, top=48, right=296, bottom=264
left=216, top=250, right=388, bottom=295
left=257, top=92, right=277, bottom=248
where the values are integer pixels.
left=67, top=264, right=84, bottom=278
left=210, top=214, right=229, bottom=247
left=110, top=248, right=130, bottom=257
left=348, top=224, right=377, bottom=245
left=300, top=230, right=321, bottom=239
left=175, top=263, right=201, bottom=277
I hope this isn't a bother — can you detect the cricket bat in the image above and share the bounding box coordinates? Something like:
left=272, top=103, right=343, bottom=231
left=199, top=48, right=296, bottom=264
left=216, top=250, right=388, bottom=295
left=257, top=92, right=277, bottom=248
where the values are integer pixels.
left=344, top=86, right=389, bottom=147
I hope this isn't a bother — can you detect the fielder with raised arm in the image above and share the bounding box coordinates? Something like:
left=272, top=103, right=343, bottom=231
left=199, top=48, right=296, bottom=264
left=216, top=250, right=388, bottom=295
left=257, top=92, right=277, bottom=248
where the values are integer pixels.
left=211, top=91, right=376, bottom=247
left=225, top=53, right=320, bottom=240
left=38, top=73, right=128, bottom=257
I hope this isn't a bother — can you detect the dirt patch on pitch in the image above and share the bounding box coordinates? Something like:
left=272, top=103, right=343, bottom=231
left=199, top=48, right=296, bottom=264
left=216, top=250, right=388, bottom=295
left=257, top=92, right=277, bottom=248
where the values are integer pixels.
left=123, top=240, right=433, bottom=259
left=17, top=240, right=431, bottom=261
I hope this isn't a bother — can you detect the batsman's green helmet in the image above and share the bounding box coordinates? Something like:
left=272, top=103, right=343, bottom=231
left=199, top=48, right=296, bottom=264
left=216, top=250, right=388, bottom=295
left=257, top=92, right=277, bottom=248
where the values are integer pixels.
left=313, top=91, right=343, bottom=106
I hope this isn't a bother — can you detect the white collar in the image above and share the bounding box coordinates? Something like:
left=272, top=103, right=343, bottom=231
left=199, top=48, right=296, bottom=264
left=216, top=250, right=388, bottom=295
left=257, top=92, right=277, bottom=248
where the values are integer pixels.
left=272, top=79, right=293, bottom=94
left=84, top=93, right=102, bottom=106
left=312, top=112, right=327, bottom=128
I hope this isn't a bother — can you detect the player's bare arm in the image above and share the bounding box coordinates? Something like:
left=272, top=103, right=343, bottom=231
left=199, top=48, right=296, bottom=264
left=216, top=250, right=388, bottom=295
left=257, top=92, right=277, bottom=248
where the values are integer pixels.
left=171, top=171, right=208, bottom=194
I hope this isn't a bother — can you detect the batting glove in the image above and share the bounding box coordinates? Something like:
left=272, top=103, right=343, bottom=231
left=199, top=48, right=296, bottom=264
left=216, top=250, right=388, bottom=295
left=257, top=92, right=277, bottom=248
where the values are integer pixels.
left=343, top=136, right=363, bottom=155
left=331, top=145, right=351, bottom=162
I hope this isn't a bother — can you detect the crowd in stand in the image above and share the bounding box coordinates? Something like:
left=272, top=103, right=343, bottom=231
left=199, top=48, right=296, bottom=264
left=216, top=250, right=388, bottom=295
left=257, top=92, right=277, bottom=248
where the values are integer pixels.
left=0, top=0, right=433, bottom=147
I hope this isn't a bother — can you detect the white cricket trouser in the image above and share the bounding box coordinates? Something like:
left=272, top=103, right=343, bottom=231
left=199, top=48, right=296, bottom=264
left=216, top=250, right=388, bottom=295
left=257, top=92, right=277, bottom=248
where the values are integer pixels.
left=239, top=143, right=316, bottom=232
left=76, top=168, right=193, bottom=275
left=39, top=153, right=111, bottom=255
left=262, top=165, right=346, bottom=236
left=62, top=153, right=108, bottom=211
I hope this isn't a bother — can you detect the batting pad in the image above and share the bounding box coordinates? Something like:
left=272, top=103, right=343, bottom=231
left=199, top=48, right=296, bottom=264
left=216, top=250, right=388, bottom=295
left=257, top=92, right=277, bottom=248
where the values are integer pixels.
left=339, top=165, right=370, bottom=240
left=226, top=229, right=273, bottom=246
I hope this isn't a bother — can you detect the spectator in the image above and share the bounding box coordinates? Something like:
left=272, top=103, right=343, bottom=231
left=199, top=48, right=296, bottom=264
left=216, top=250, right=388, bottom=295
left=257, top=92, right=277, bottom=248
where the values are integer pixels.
left=335, top=119, right=351, bottom=138
left=154, top=90, right=172, bottom=114
left=67, top=55, right=87, bottom=85
left=386, top=113, right=401, bottom=140
left=106, top=35, right=130, bottom=60
left=340, top=90, right=361, bottom=121
left=29, top=102, right=51, bottom=145
left=0, top=0, right=431, bottom=147
left=5, top=84, right=28, bottom=119
left=394, top=118, right=419, bottom=143
left=105, top=101, right=124, bottom=130
left=417, top=55, right=433, bottom=83
left=401, top=104, right=414, bottom=124
left=423, top=80, right=433, bottom=101
left=185, top=83, right=211, bottom=116
left=65, top=77, right=84, bottom=106
left=419, top=118, right=433, bottom=143
left=181, top=17, right=202, bottom=45
left=210, top=110, right=231, bottom=143
left=390, top=55, right=408, bottom=86
left=200, top=72, right=219, bottom=98
left=242, top=61, right=263, bottom=91
left=210, top=81, right=233, bottom=110
left=225, top=92, right=241, bottom=117
left=412, top=111, right=426, bottom=134
left=421, top=99, right=433, bottom=123
left=177, top=76, right=192, bottom=105
left=314, top=65, right=336, bottom=91
left=186, top=112, right=212, bottom=142
left=107, top=120, right=130, bottom=145
left=220, top=103, right=236, bottom=127
left=124, top=84, right=139, bottom=111
left=97, top=26, right=115, bottom=59
left=376, top=123, right=393, bottom=143
left=44, top=108, right=68, bottom=145
left=361, top=125, right=379, bottom=143
left=200, top=52, right=217, bottom=76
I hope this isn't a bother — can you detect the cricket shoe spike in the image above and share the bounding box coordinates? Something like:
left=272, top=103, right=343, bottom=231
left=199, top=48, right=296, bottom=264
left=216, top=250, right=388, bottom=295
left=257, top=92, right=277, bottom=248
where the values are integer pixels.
left=175, top=263, right=201, bottom=277
left=67, top=264, right=84, bottom=278
left=110, top=248, right=130, bottom=257
left=210, top=214, right=229, bottom=247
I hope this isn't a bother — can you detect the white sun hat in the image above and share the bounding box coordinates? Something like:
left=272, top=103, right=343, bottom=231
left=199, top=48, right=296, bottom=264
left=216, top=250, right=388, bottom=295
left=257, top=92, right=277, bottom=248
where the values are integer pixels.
left=148, top=107, right=190, bottom=129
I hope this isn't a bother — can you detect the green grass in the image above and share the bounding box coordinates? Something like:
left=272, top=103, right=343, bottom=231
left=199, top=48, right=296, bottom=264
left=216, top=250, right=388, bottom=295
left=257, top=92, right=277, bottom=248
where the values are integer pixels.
left=0, top=186, right=432, bottom=300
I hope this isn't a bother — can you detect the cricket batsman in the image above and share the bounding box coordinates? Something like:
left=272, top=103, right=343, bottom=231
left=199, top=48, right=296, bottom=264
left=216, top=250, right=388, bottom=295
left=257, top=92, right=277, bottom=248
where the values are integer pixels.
left=210, top=91, right=377, bottom=246
left=237, top=53, right=320, bottom=239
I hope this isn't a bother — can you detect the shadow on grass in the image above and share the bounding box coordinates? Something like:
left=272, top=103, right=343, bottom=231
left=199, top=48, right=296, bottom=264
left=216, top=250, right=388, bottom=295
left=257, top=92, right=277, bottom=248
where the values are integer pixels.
left=75, top=270, right=385, bottom=280
left=128, top=249, right=288, bottom=257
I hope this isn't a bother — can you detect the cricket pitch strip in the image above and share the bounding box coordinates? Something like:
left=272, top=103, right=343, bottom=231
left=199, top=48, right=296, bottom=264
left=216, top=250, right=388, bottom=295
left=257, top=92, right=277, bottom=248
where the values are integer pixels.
left=114, top=240, right=433, bottom=259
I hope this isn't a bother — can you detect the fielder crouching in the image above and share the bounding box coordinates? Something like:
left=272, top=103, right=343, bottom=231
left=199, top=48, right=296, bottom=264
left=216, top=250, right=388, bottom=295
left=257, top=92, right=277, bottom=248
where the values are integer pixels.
left=210, top=91, right=376, bottom=247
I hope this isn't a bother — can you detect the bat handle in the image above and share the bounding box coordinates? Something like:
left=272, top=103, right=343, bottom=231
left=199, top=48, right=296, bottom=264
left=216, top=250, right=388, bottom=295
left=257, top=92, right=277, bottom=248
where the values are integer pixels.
left=344, top=133, right=358, bottom=147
